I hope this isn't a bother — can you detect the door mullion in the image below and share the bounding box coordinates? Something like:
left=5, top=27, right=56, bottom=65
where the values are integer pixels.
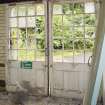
left=48, top=1, right=53, bottom=96
left=45, top=0, right=50, bottom=96
left=45, top=0, right=53, bottom=96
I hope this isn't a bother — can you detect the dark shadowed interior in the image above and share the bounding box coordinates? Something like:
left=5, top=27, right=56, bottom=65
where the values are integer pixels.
left=0, top=0, right=41, bottom=4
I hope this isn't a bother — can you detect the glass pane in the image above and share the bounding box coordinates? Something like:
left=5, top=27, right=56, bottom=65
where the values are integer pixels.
left=53, top=16, right=62, bottom=37
left=73, top=14, right=84, bottom=26
left=36, top=4, right=44, bottom=15
left=64, top=39, right=73, bottom=50
left=62, top=4, right=73, bottom=14
left=10, top=18, right=17, bottom=27
left=19, top=28, right=26, bottom=38
left=36, top=16, right=45, bottom=36
left=63, top=50, right=73, bottom=62
left=74, top=3, right=84, bottom=14
left=85, top=27, right=96, bottom=38
left=36, top=38, right=45, bottom=49
left=53, top=4, right=62, bottom=14
left=85, top=50, right=92, bottom=63
left=9, top=50, right=17, bottom=60
left=27, top=37, right=35, bottom=49
left=36, top=50, right=45, bottom=61
left=53, top=39, right=63, bottom=50
left=18, top=6, right=26, bottom=16
left=74, top=27, right=84, bottom=38
left=74, top=39, right=84, bottom=50
left=10, top=28, right=17, bottom=38
left=63, top=26, right=73, bottom=38
left=27, top=6, right=35, bottom=16
left=85, top=14, right=96, bottom=26
left=10, top=7, right=17, bottom=17
left=85, top=2, right=95, bottom=13
left=63, top=15, right=73, bottom=27
left=18, top=38, right=27, bottom=49
left=9, top=39, right=17, bottom=49
left=53, top=50, right=62, bottom=62
left=18, top=18, right=26, bottom=28
left=27, top=28, right=35, bottom=37
left=74, top=50, right=84, bottom=63
left=27, top=17, right=35, bottom=27
left=18, top=50, right=27, bottom=60
left=85, top=39, right=94, bottom=50
left=27, top=50, right=35, bottom=61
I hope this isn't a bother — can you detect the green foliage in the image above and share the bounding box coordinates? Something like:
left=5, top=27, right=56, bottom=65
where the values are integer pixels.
left=37, top=38, right=45, bottom=49
left=64, top=39, right=73, bottom=50
left=62, top=4, right=73, bottom=14
left=19, top=28, right=26, bottom=48
left=85, top=39, right=94, bottom=49
left=36, top=17, right=45, bottom=35
left=85, top=14, right=96, bottom=26
left=74, top=39, right=84, bottom=50
left=53, top=39, right=62, bottom=49
left=74, top=3, right=84, bottom=14
left=11, top=4, right=96, bottom=51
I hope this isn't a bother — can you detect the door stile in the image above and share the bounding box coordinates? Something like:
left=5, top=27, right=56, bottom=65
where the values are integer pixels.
left=45, top=0, right=51, bottom=96
left=48, top=1, right=53, bottom=96
left=45, top=0, right=53, bottom=96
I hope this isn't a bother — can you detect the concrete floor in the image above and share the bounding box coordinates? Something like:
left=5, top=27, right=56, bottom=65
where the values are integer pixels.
left=0, top=92, right=83, bottom=105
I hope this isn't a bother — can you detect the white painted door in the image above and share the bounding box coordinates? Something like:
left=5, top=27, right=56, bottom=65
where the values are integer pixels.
left=7, top=2, right=49, bottom=95
left=50, top=2, right=96, bottom=99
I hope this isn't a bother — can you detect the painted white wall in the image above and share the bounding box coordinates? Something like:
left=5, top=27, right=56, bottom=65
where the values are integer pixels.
left=0, top=4, right=7, bottom=81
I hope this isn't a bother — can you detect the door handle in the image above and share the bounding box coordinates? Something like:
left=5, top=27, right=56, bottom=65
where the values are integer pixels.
left=88, top=55, right=92, bottom=67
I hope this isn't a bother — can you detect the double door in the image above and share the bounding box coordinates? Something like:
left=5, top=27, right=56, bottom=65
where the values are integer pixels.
left=8, top=0, right=96, bottom=99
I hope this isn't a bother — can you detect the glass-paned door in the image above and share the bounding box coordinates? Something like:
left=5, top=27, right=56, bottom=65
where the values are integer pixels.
left=50, top=1, right=96, bottom=98
left=8, top=2, right=48, bottom=95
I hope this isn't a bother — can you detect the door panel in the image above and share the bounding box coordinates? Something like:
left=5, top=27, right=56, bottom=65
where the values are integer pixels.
left=50, top=63, right=90, bottom=98
left=50, top=2, right=96, bottom=98
left=8, top=61, right=47, bottom=95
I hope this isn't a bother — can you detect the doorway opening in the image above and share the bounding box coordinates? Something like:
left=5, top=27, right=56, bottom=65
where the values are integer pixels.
left=7, top=0, right=96, bottom=98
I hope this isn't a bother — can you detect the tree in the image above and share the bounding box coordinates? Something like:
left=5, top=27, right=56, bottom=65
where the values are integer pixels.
left=16, top=4, right=96, bottom=51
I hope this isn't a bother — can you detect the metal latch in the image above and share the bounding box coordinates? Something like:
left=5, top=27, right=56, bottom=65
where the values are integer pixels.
left=88, top=55, right=92, bottom=67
